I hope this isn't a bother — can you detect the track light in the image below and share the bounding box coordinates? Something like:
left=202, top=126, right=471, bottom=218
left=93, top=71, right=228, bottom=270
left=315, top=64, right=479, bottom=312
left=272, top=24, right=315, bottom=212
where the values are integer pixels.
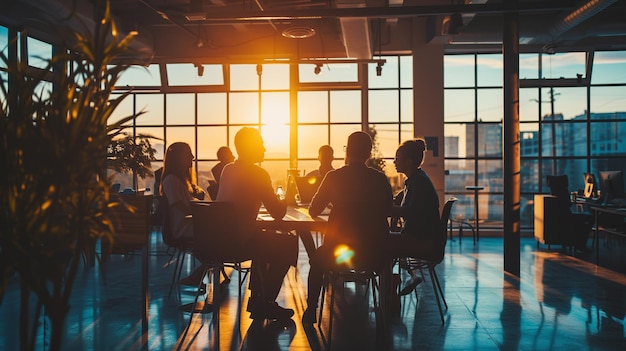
left=314, top=63, right=322, bottom=75
left=256, top=63, right=263, bottom=76
left=447, top=13, right=463, bottom=35
left=375, top=61, right=384, bottom=76
left=194, top=63, right=204, bottom=77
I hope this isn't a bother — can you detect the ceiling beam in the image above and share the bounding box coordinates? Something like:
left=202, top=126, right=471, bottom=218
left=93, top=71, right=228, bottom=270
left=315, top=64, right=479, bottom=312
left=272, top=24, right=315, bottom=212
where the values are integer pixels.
left=190, top=2, right=574, bottom=22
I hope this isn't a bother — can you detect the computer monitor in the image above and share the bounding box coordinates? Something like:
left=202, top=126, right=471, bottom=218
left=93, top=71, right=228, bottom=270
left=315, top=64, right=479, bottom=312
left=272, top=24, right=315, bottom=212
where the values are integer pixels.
left=599, top=170, right=625, bottom=203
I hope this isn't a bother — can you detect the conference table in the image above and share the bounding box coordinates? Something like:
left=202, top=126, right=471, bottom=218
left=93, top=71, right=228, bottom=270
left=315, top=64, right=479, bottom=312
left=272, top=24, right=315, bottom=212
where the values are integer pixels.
left=256, top=205, right=329, bottom=232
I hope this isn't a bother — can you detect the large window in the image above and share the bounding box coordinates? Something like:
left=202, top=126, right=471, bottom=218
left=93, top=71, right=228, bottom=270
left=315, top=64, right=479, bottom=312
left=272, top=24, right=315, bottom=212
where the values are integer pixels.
left=110, top=56, right=414, bottom=196
left=444, top=51, right=626, bottom=229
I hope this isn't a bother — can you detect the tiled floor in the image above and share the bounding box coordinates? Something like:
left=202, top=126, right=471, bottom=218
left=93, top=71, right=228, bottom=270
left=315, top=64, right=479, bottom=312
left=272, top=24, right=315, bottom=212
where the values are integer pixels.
left=1, top=231, right=626, bottom=350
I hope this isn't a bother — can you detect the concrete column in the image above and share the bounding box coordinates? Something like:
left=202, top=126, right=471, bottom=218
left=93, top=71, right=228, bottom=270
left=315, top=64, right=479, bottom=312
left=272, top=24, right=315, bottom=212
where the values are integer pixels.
left=412, top=17, right=445, bottom=203
left=503, top=9, right=521, bottom=276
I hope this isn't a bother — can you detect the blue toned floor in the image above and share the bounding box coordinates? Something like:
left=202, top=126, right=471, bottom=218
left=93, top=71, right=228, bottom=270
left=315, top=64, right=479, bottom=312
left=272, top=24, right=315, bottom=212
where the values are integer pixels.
left=1, top=231, right=626, bottom=350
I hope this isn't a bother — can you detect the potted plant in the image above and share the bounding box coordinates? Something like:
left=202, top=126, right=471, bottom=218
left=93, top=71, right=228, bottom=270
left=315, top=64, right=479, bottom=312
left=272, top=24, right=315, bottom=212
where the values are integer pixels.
left=0, top=2, right=146, bottom=350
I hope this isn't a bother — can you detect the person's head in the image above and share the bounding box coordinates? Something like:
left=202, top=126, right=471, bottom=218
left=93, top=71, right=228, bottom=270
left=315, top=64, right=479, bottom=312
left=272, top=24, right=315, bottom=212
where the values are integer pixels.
left=345, top=131, right=372, bottom=164
left=394, top=138, right=427, bottom=176
left=234, top=127, right=265, bottom=163
left=318, top=145, right=334, bottom=165
left=161, top=142, right=194, bottom=193
left=216, top=146, right=235, bottom=163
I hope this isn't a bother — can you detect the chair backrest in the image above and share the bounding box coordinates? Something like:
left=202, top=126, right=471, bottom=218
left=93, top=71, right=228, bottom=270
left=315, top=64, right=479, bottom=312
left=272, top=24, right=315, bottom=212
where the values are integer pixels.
left=546, top=175, right=570, bottom=199
left=190, top=201, right=239, bottom=263
left=434, top=197, right=457, bottom=263
left=156, top=195, right=177, bottom=247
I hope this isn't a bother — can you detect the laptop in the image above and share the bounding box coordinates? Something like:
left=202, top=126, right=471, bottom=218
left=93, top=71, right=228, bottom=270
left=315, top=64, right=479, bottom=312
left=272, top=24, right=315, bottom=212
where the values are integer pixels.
left=295, top=176, right=322, bottom=205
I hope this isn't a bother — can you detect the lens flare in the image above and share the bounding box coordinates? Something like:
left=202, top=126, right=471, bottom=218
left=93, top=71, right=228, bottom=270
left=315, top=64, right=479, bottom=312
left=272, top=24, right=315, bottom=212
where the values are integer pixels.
left=334, top=245, right=354, bottom=265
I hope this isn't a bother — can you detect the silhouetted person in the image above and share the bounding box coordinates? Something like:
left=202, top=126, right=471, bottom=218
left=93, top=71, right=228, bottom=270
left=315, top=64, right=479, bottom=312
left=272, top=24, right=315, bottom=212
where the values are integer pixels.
left=217, top=127, right=297, bottom=320
left=160, top=142, right=205, bottom=240
left=298, top=145, right=335, bottom=257
left=302, top=131, right=393, bottom=324
left=387, top=138, right=442, bottom=295
left=207, top=146, right=235, bottom=200
left=160, top=142, right=207, bottom=287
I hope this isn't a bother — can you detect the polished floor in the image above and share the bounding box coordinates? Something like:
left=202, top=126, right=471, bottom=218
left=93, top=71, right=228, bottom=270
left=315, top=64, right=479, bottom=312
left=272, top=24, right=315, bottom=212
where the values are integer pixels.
left=1, top=230, right=626, bottom=351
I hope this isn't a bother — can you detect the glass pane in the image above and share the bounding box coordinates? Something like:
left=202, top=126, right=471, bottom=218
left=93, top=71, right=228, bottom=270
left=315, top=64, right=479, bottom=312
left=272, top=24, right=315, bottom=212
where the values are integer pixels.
left=444, top=54, right=474, bottom=88
left=444, top=159, right=474, bottom=192
left=590, top=121, right=624, bottom=157
left=330, top=90, right=361, bottom=123
left=369, top=90, right=398, bottom=123
left=196, top=161, right=214, bottom=193
left=261, top=64, right=289, bottom=90
left=400, top=90, right=413, bottom=122
left=230, top=64, right=259, bottom=90
left=369, top=56, right=398, bottom=88
left=519, top=87, right=540, bottom=122
left=260, top=123, right=289, bottom=158
left=298, top=91, right=328, bottom=123
left=478, top=123, right=502, bottom=157
left=299, top=63, right=358, bottom=83
left=109, top=93, right=135, bottom=125
left=591, top=51, right=626, bottom=84
left=483, top=193, right=502, bottom=226
left=229, top=92, right=259, bottom=124
left=198, top=93, right=227, bottom=124
left=541, top=52, right=586, bottom=79
left=550, top=87, right=586, bottom=120
left=479, top=160, right=503, bottom=192
left=477, top=88, right=502, bottom=122
left=444, top=123, right=467, bottom=158
left=591, top=86, right=626, bottom=113
left=166, top=93, right=195, bottom=125
left=400, top=55, right=413, bottom=88
left=136, top=127, right=164, bottom=160
left=166, top=63, right=223, bottom=86
left=117, top=64, right=161, bottom=87
left=520, top=124, right=539, bottom=157
left=444, top=89, right=474, bottom=122
left=329, top=124, right=361, bottom=156
left=520, top=159, right=539, bottom=193
left=27, top=37, right=51, bottom=69
left=0, top=26, right=8, bottom=61
left=399, top=124, right=414, bottom=144
left=370, top=124, right=399, bottom=160
left=519, top=53, right=538, bottom=80
left=261, top=92, right=289, bottom=125
left=165, top=127, right=196, bottom=157
left=521, top=194, right=534, bottom=228
left=197, top=126, right=228, bottom=160
left=298, top=125, right=329, bottom=159
left=477, top=53, right=502, bottom=87
left=136, top=94, right=164, bottom=125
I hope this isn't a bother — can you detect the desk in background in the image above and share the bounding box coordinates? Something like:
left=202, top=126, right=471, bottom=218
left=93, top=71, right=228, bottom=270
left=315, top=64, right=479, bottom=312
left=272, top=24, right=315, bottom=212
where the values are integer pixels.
left=589, top=204, right=626, bottom=261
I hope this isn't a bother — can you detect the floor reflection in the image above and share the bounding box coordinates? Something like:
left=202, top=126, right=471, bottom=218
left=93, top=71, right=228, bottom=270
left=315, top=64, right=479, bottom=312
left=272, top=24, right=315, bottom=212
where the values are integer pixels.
left=1, top=234, right=626, bottom=350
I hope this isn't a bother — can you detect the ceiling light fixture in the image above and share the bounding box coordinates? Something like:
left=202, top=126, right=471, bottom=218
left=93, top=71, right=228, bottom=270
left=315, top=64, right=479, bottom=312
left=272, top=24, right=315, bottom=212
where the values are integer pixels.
left=282, top=27, right=317, bottom=39
left=376, top=61, right=384, bottom=76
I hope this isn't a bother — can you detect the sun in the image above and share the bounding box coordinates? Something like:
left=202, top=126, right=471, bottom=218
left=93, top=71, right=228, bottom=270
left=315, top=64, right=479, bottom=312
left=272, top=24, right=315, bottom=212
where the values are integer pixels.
left=261, top=122, right=290, bottom=153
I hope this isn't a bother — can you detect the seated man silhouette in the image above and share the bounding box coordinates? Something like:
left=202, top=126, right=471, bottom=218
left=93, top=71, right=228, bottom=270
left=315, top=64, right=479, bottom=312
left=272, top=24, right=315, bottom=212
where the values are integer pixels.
left=207, top=146, right=235, bottom=200
left=302, top=131, right=393, bottom=324
left=217, top=127, right=297, bottom=320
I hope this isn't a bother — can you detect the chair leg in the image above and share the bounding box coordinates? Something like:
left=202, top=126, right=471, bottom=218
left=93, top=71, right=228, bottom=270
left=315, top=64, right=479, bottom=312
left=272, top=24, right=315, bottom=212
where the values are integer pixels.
left=168, top=249, right=183, bottom=297
left=178, top=265, right=210, bottom=351
left=431, top=266, right=448, bottom=310
left=428, top=265, right=445, bottom=324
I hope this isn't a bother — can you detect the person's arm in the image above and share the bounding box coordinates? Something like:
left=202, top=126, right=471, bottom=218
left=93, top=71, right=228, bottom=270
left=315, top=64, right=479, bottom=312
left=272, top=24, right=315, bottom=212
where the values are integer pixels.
left=259, top=169, right=287, bottom=220
left=309, top=171, right=333, bottom=217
